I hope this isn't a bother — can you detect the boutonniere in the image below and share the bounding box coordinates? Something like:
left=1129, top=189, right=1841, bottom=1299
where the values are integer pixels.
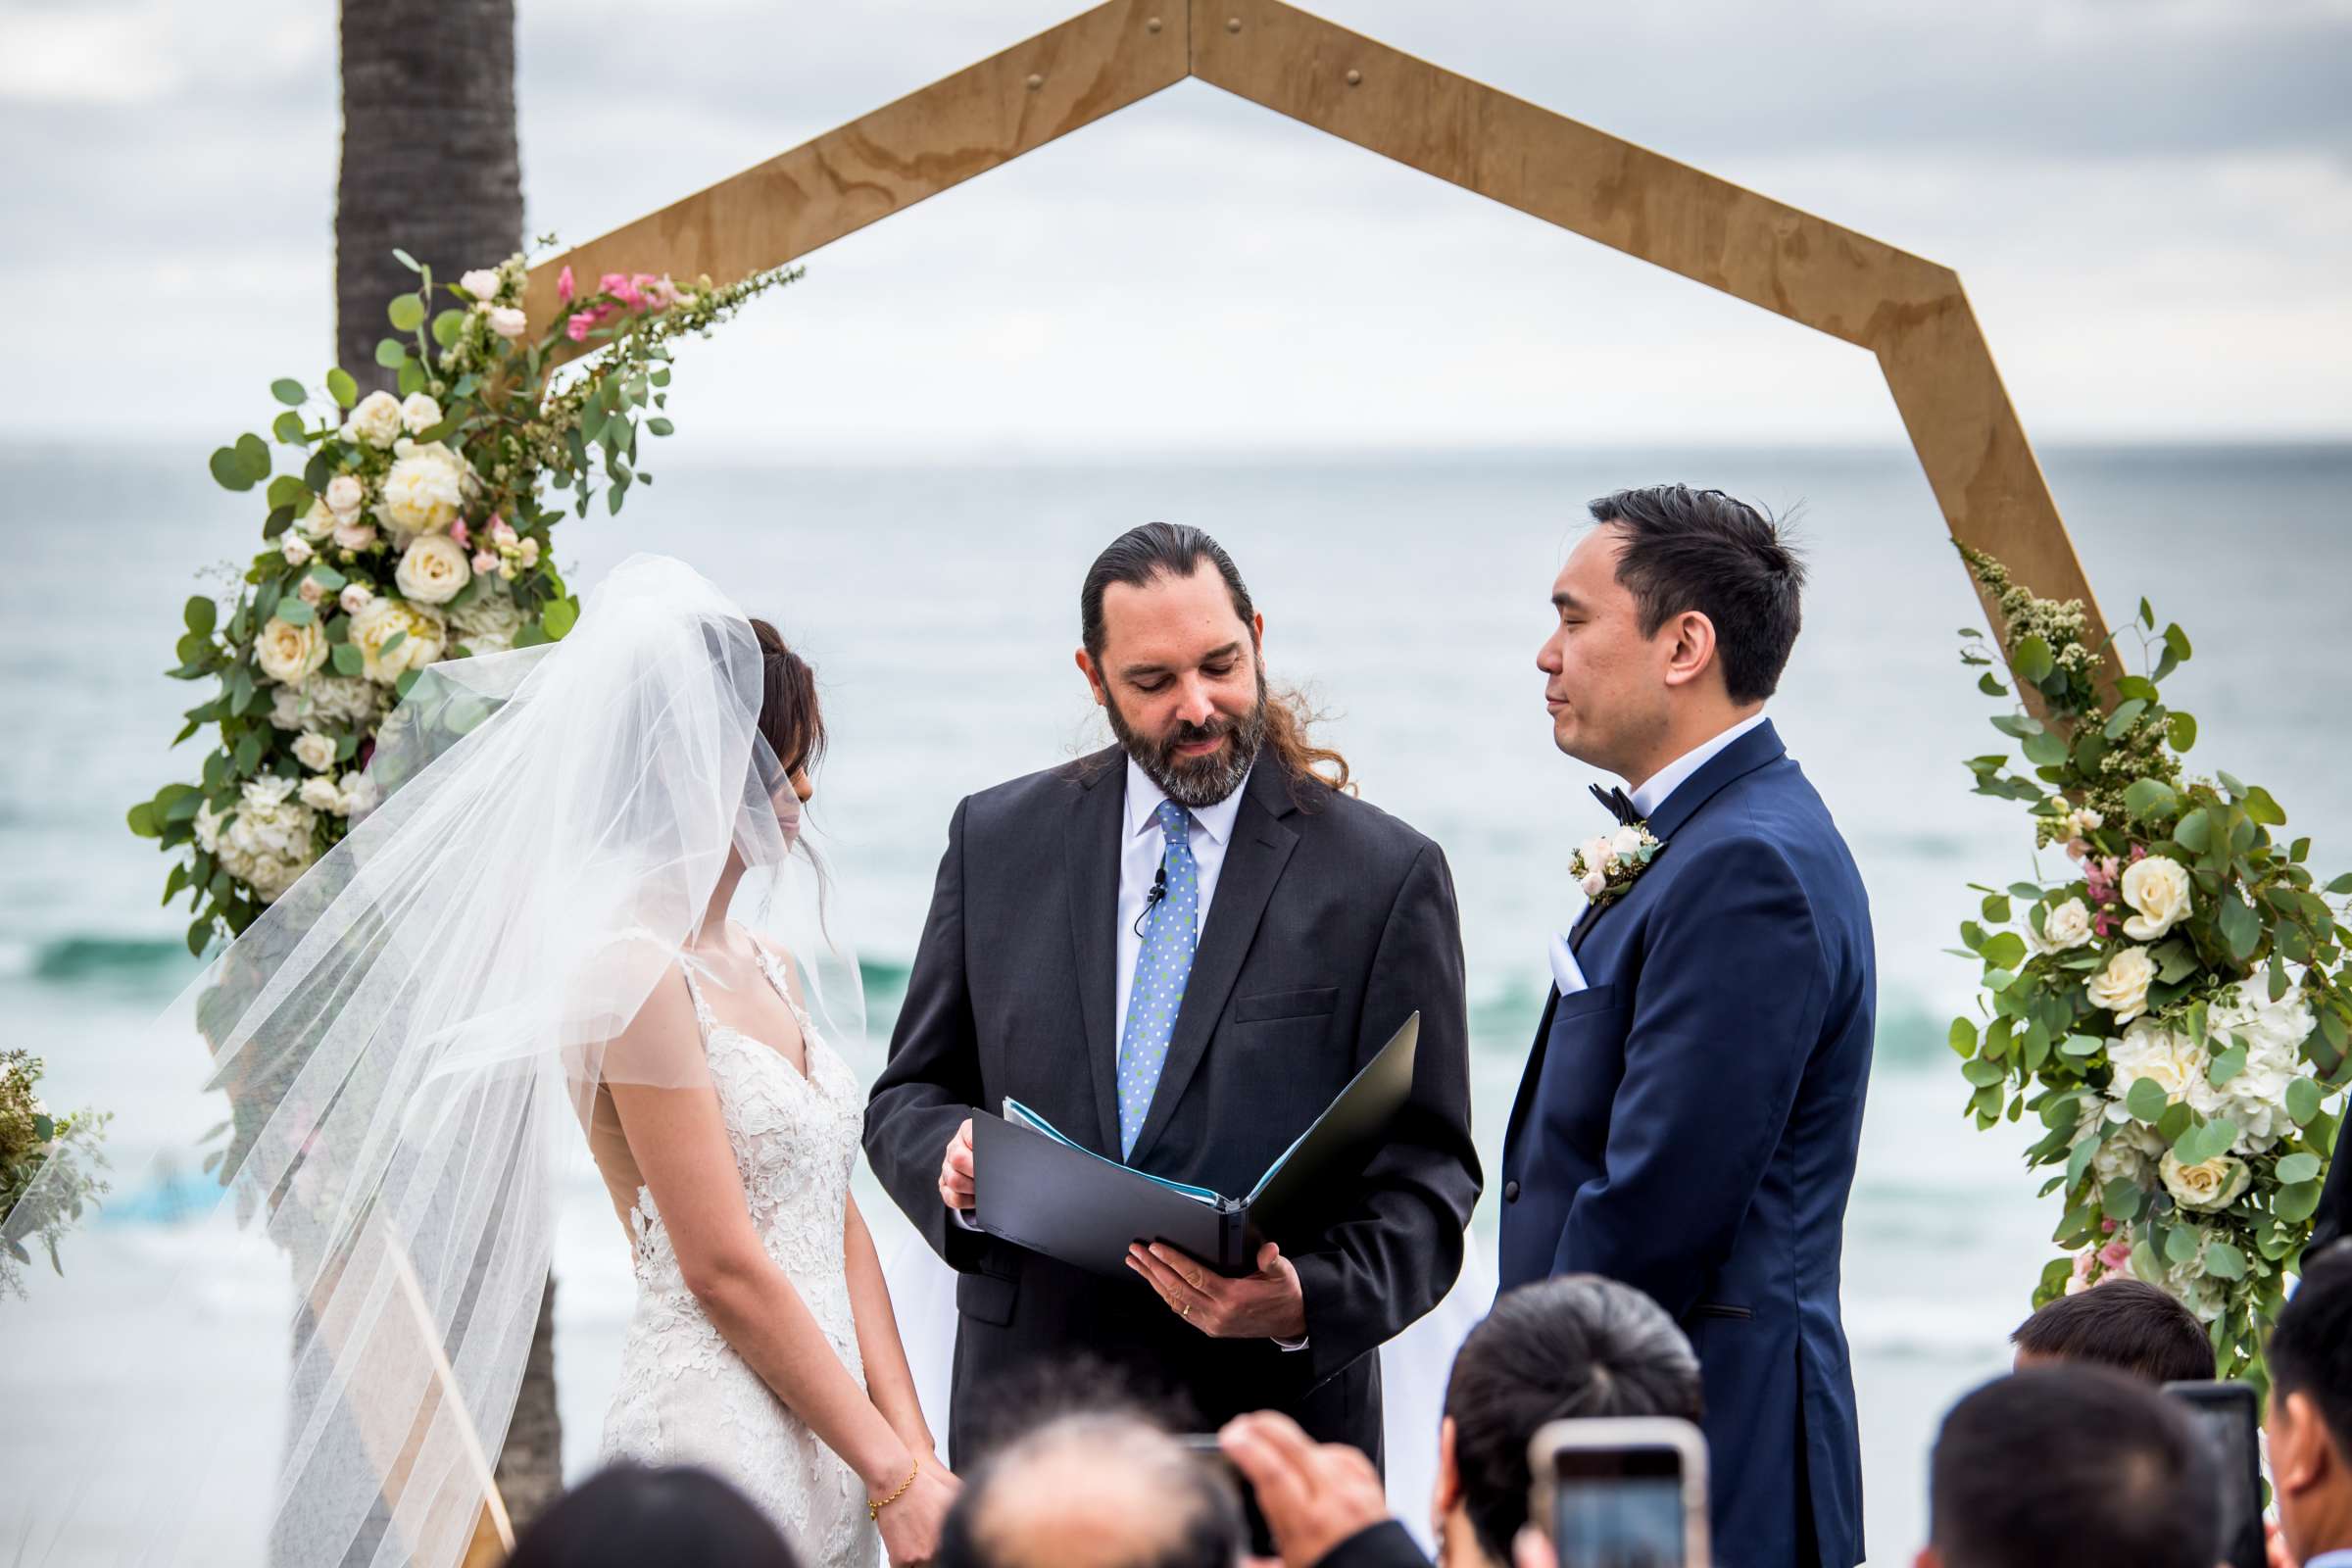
left=1572, top=823, right=1663, bottom=907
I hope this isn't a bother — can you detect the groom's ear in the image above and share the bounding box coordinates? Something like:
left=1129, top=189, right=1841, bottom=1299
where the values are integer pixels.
left=1658, top=609, right=1721, bottom=693
left=1075, top=647, right=1107, bottom=706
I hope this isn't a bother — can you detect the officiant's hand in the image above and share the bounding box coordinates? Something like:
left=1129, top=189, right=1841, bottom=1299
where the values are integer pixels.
left=937, top=1118, right=975, bottom=1211
left=1126, top=1241, right=1306, bottom=1340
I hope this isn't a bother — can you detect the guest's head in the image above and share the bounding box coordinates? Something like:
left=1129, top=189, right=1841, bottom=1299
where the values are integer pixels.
left=2269, top=1245, right=2352, bottom=1565
left=1076, top=522, right=1348, bottom=810
left=1917, top=1365, right=2218, bottom=1568
left=506, top=1462, right=800, bottom=1568
left=938, top=1411, right=1245, bottom=1568
left=1437, top=1275, right=1704, bottom=1568
left=2008, top=1277, right=2216, bottom=1384
left=1539, top=485, right=1803, bottom=780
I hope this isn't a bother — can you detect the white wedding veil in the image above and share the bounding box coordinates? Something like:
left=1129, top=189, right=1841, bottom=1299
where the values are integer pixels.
left=3, top=553, right=859, bottom=1566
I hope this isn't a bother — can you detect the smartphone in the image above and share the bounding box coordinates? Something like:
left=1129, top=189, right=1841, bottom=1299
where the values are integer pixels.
left=1527, top=1417, right=1709, bottom=1568
left=2162, top=1380, right=2265, bottom=1568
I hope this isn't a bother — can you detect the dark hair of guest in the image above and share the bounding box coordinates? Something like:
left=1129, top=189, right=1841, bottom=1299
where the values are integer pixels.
left=506, top=1462, right=801, bottom=1568
left=1589, top=484, right=1806, bottom=704
left=750, top=617, right=825, bottom=777
left=2009, top=1278, right=2216, bottom=1384
left=1078, top=521, right=1352, bottom=807
left=2268, top=1244, right=2352, bottom=1458
left=1928, top=1365, right=2218, bottom=1568
left=1442, top=1274, right=1704, bottom=1565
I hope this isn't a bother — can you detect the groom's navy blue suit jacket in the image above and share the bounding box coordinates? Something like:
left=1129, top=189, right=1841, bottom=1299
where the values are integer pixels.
left=1499, top=720, right=1874, bottom=1568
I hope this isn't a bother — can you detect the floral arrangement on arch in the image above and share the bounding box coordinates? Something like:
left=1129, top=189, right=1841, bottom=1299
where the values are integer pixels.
left=1950, top=547, right=2349, bottom=1381
left=127, top=246, right=800, bottom=949
left=0, top=1053, right=109, bottom=1298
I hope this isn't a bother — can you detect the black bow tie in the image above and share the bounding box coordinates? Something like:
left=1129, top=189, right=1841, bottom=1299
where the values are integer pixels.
left=1590, top=783, right=1639, bottom=826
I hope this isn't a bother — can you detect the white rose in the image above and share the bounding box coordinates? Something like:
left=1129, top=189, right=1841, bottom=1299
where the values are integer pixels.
left=2083, top=1102, right=2166, bottom=1188
left=349, top=597, right=445, bottom=686
left=291, top=731, right=337, bottom=773
left=339, top=582, right=376, bottom=616
left=253, top=613, right=329, bottom=685
left=300, top=497, right=337, bottom=540
left=459, top=269, right=502, bottom=301
left=374, top=438, right=470, bottom=541
left=400, top=393, right=443, bottom=435
left=2086, top=946, right=2158, bottom=1025
left=2159, top=1151, right=2251, bottom=1213
left=281, top=533, right=314, bottom=567
left=2107, top=1015, right=2210, bottom=1107
left=333, top=517, right=379, bottom=554
left=487, top=306, right=527, bottom=340
left=2029, top=898, right=2095, bottom=955
left=1579, top=835, right=1616, bottom=876
left=342, top=389, right=403, bottom=449
left=395, top=533, right=472, bottom=605
left=324, top=474, right=365, bottom=518
left=2121, top=857, right=2193, bottom=942
left=1609, top=825, right=1647, bottom=862
left=298, top=776, right=346, bottom=814
left=296, top=576, right=328, bottom=608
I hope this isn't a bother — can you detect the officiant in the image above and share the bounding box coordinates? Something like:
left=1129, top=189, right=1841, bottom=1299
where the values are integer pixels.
left=863, top=522, right=1480, bottom=1466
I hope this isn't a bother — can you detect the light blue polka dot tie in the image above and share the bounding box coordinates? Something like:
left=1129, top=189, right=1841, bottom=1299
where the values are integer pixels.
left=1117, top=800, right=1199, bottom=1158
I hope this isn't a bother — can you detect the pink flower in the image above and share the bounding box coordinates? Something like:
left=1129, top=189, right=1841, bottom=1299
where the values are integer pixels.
left=2094, top=912, right=2118, bottom=938
left=472, top=549, right=499, bottom=573
left=450, top=518, right=470, bottom=549
left=565, top=311, right=595, bottom=343
left=641, top=273, right=680, bottom=310
left=2066, top=838, right=2089, bottom=862
left=489, top=514, right=517, bottom=547
left=557, top=266, right=575, bottom=305
left=2099, top=1238, right=2133, bottom=1272
left=2129, top=843, right=2147, bottom=862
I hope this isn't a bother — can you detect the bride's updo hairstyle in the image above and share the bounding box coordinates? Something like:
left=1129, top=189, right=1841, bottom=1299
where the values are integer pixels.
left=750, top=617, right=825, bottom=778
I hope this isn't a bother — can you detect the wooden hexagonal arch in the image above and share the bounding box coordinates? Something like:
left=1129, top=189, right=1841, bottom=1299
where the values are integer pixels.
left=525, top=0, right=2116, bottom=656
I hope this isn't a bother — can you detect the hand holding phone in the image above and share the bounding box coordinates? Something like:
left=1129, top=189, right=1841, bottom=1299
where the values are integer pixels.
left=2163, top=1380, right=2267, bottom=1568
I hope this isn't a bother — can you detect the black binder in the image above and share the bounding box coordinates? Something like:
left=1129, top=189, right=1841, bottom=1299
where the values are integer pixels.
left=972, top=1011, right=1420, bottom=1278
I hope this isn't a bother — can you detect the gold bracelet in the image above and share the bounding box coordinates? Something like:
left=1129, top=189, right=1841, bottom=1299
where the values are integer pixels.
left=867, top=1457, right=919, bottom=1522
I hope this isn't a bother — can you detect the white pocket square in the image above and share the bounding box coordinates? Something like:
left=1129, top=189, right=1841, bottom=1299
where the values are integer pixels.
left=1548, top=931, right=1589, bottom=996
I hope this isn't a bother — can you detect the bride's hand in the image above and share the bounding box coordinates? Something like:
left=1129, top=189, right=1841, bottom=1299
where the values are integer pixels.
left=878, top=1453, right=959, bottom=1566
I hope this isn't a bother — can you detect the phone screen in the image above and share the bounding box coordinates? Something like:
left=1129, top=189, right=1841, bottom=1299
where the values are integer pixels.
left=1550, top=1444, right=1689, bottom=1568
left=2163, top=1382, right=2265, bottom=1568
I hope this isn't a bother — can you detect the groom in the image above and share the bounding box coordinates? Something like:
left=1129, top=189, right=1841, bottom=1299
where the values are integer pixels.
left=1498, top=486, right=1875, bottom=1568
left=865, top=522, right=1480, bottom=1469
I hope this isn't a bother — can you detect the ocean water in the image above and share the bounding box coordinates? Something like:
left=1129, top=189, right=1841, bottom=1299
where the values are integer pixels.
left=3, top=437, right=2348, bottom=1560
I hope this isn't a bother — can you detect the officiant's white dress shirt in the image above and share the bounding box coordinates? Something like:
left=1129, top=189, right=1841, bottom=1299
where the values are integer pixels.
left=1114, top=755, right=1249, bottom=1034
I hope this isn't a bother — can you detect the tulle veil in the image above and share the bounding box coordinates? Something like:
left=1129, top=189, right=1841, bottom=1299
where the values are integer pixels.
left=2, top=553, right=860, bottom=1566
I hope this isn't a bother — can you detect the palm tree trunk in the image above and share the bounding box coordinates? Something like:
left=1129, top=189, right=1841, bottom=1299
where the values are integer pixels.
left=331, top=0, right=564, bottom=1540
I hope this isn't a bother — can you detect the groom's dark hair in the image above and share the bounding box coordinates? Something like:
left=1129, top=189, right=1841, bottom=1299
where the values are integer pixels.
left=1444, top=1275, right=1703, bottom=1565
left=1591, top=484, right=1805, bottom=704
left=1080, top=521, right=1353, bottom=807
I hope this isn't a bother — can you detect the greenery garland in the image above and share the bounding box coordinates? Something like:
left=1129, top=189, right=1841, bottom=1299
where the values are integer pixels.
left=1951, top=547, right=2349, bottom=1382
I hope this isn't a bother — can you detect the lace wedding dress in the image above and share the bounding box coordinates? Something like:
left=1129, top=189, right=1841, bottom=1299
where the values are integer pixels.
left=600, top=944, right=881, bottom=1568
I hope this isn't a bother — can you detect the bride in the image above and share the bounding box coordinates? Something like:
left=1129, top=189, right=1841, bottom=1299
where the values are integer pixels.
left=3, top=555, right=947, bottom=1567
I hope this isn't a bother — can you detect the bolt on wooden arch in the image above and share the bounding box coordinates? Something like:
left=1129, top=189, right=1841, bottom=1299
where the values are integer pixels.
left=525, top=0, right=2115, bottom=682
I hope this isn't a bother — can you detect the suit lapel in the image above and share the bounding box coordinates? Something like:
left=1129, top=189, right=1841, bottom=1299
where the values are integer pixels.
left=1128, top=756, right=1298, bottom=1165
left=1064, top=748, right=1127, bottom=1154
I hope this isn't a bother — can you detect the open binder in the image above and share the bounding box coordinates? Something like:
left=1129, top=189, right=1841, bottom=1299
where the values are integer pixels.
left=972, top=1011, right=1420, bottom=1278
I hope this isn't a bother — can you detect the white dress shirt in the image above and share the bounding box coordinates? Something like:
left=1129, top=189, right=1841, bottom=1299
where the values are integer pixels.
left=1626, top=710, right=1770, bottom=819
left=1548, top=711, right=1770, bottom=996
left=1115, top=755, right=1250, bottom=1037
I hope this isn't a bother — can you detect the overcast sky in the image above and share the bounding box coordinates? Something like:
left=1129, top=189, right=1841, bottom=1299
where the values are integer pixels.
left=4, top=0, right=2347, bottom=452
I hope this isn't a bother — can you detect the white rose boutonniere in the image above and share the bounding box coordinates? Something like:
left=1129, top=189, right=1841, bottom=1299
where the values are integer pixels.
left=2120, top=856, right=2193, bottom=942
left=1569, top=821, right=1662, bottom=908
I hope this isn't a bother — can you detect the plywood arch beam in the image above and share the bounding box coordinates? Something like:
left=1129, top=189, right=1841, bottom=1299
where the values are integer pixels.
left=526, top=0, right=2111, bottom=668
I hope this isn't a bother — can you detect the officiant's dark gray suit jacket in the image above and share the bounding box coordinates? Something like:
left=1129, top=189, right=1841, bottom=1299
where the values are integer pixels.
left=863, top=745, right=1481, bottom=1464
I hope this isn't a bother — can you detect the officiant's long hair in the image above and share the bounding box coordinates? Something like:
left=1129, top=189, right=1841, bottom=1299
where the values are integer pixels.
left=1080, top=521, right=1354, bottom=808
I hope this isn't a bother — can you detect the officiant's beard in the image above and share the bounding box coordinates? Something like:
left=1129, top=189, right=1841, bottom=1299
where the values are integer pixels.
left=1104, top=670, right=1268, bottom=809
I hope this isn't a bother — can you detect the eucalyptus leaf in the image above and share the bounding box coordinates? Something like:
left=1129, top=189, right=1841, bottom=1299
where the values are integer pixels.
left=2102, top=698, right=2148, bottom=739
left=2168, top=711, right=2197, bottom=752
left=2125, top=1076, right=2170, bottom=1123
left=1947, top=1017, right=1978, bottom=1057
left=2277, top=1152, right=2322, bottom=1185
left=331, top=643, right=365, bottom=677
left=2203, top=1242, right=2246, bottom=1281
left=270, top=377, right=308, bottom=407
left=326, top=367, right=358, bottom=409
left=2288, top=1078, right=2324, bottom=1125
left=2176, top=809, right=2214, bottom=854
left=387, top=292, right=426, bottom=332
left=2013, top=635, right=2054, bottom=683
left=2164, top=1225, right=2200, bottom=1264
left=1980, top=931, right=2028, bottom=971
left=2278, top=1180, right=2322, bottom=1224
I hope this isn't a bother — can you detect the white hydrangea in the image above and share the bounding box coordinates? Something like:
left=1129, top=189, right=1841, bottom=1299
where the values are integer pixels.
left=448, top=588, right=524, bottom=655
left=268, top=674, right=386, bottom=733
left=194, top=775, right=318, bottom=904
left=2082, top=1100, right=2167, bottom=1188
left=2205, top=976, right=2315, bottom=1153
left=374, top=438, right=471, bottom=542
left=2105, top=1017, right=2214, bottom=1114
